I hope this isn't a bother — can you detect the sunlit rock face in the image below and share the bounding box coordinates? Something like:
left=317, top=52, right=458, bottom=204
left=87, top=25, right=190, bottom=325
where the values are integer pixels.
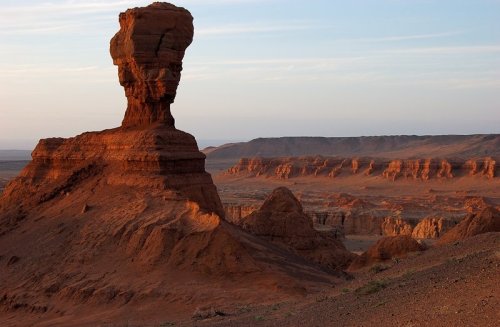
left=110, top=2, right=194, bottom=128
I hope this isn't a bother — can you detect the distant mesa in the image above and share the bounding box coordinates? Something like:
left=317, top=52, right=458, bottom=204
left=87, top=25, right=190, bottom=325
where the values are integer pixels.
left=224, top=156, right=497, bottom=180
left=205, top=135, right=500, bottom=160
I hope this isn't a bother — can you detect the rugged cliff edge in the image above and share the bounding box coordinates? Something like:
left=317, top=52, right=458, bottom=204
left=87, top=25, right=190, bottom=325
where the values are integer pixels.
left=224, top=156, right=497, bottom=180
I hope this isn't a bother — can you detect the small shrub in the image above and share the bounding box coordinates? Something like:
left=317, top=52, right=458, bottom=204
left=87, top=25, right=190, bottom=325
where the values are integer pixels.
left=355, top=280, right=388, bottom=295
left=369, top=264, right=389, bottom=273
left=315, top=294, right=329, bottom=302
left=237, top=305, right=251, bottom=314
left=402, top=268, right=416, bottom=279
left=341, top=288, right=350, bottom=293
left=192, top=307, right=226, bottom=321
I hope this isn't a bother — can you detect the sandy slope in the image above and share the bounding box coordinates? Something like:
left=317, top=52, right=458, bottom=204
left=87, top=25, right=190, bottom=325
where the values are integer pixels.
left=192, top=233, right=500, bottom=327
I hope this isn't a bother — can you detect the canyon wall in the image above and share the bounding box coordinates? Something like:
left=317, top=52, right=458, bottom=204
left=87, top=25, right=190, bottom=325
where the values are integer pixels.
left=225, top=156, right=497, bottom=180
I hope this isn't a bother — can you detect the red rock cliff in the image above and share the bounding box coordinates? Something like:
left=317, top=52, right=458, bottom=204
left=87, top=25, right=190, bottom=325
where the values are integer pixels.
left=224, top=156, right=497, bottom=180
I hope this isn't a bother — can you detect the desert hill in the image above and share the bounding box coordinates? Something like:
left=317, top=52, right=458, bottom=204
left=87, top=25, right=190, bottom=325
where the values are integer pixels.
left=205, top=134, right=500, bottom=160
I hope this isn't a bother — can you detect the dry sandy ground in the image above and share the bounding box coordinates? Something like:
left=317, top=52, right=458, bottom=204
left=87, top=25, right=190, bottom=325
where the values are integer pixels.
left=1, top=160, right=498, bottom=326
left=188, top=233, right=500, bottom=327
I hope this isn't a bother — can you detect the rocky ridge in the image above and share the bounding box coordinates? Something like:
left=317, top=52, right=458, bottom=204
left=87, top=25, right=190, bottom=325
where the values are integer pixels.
left=225, top=156, right=497, bottom=180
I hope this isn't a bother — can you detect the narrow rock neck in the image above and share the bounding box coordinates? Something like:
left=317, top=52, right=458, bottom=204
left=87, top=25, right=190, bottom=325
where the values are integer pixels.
left=122, top=99, right=175, bottom=128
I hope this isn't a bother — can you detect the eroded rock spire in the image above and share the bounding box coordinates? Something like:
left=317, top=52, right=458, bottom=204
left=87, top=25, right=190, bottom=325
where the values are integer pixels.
left=110, top=2, right=194, bottom=128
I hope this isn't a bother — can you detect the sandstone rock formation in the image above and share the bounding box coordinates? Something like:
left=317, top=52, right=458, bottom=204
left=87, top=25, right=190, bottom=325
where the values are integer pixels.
left=381, top=217, right=413, bottom=236
left=240, top=187, right=356, bottom=270
left=224, top=156, right=498, bottom=180
left=224, top=203, right=259, bottom=224
left=0, top=4, right=348, bottom=324
left=437, top=206, right=500, bottom=244
left=411, top=217, right=454, bottom=239
left=110, top=2, right=193, bottom=128
left=349, top=235, right=426, bottom=270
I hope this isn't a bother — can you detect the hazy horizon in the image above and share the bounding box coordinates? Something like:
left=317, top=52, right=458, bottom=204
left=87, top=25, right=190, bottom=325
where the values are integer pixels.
left=1, top=0, right=499, bottom=149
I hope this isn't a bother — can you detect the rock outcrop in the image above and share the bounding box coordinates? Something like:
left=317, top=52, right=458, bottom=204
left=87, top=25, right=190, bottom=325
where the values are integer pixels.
left=240, top=187, right=356, bottom=270
left=381, top=217, right=413, bottom=236
left=0, top=4, right=348, bottom=324
left=437, top=206, right=500, bottom=244
left=224, top=203, right=259, bottom=224
left=224, top=156, right=498, bottom=180
left=349, top=235, right=426, bottom=270
left=412, top=217, right=454, bottom=239
left=110, top=3, right=193, bottom=128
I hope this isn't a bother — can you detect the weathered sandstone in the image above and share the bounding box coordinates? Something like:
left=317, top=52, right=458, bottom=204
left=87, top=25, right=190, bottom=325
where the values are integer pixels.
left=225, top=156, right=498, bottom=180
left=110, top=3, right=193, bottom=128
left=349, top=235, right=426, bottom=270
left=241, top=187, right=356, bottom=270
left=437, top=206, right=500, bottom=244
left=0, top=4, right=348, bottom=322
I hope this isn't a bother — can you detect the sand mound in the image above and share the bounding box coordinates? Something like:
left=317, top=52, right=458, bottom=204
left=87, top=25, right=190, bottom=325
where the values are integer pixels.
left=437, top=206, right=500, bottom=244
left=349, top=235, right=426, bottom=270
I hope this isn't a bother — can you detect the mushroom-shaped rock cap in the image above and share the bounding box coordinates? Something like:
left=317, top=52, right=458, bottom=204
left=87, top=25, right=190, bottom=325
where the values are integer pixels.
left=110, top=2, right=194, bottom=128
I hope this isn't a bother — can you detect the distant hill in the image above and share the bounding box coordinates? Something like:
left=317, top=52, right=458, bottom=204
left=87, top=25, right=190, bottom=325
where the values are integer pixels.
left=0, top=150, right=31, bottom=161
left=205, top=135, right=500, bottom=160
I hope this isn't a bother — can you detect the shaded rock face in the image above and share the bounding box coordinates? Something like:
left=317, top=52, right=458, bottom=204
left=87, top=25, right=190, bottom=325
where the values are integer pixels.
left=110, top=3, right=194, bottom=128
left=241, top=187, right=356, bottom=270
left=349, top=235, right=426, bottom=270
left=437, top=206, right=500, bottom=244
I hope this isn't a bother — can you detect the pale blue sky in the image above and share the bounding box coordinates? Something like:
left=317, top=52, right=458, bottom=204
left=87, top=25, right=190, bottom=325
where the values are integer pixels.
left=1, top=0, right=499, bottom=149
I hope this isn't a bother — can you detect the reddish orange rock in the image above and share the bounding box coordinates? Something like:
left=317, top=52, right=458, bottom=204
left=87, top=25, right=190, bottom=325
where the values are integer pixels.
left=349, top=235, right=426, bottom=270
left=241, top=187, right=356, bottom=270
left=110, top=3, right=194, bottom=128
left=437, top=206, right=500, bottom=244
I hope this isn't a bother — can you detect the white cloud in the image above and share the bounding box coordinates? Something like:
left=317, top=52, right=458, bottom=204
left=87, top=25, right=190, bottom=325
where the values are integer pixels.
left=350, top=31, right=461, bottom=43
left=197, top=22, right=324, bottom=36
left=383, top=45, right=500, bottom=55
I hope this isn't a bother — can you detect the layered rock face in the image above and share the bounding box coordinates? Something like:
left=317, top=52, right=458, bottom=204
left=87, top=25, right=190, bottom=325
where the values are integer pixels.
left=225, top=156, right=497, bottom=180
left=110, top=3, right=193, bottom=128
left=1, top=3, right=221, bottom=220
